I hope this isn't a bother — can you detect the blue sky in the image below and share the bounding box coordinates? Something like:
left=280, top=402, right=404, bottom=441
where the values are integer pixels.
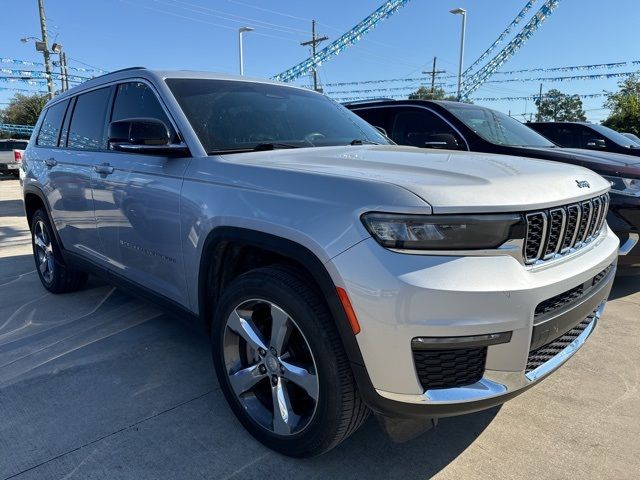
left=2, top=0, right=639, bottom=122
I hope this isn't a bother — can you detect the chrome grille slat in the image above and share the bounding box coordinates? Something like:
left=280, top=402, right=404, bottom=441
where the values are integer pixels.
left=543, top=208, right=566, bottom=259
left=561, top=204, right=580, bottom=253
left=524, top=194, right=609, bottom=265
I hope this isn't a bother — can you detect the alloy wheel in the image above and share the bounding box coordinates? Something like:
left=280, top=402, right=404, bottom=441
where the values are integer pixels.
left=223, top=299, right=319, bottom=436
left=34, top=220, right=54, bottom=284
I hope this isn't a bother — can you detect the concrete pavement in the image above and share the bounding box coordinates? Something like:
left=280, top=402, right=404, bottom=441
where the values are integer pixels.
left=0, top=176, right=638, bottom=479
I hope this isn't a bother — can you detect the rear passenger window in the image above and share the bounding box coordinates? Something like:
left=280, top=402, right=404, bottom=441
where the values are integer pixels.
left=36, top=100, right=68, bottom=147
left=111, top=82, right=175, bottom=139
left=68, top=87, right=111, bottom=150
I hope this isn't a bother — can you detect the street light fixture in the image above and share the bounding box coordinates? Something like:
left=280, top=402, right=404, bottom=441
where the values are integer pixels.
left=450, top=7, right=467, bottom=101
left=238, top=26, right=254, bottom=75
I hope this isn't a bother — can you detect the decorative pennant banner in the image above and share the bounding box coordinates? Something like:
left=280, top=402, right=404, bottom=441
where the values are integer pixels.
left=464, top=0, right=538, bottom=77
left=462, top=0, right=562, bottom=98
left=0, top=57, right=107, bottom=74
left=273, top=0, right=411, bottom=82
left=0, top=68, right=88, bottom=83
left=0, top=122, right=35, bottom=135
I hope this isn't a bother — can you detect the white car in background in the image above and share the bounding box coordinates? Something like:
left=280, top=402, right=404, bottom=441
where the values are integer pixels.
left=0, top=139, right=28, bottom=177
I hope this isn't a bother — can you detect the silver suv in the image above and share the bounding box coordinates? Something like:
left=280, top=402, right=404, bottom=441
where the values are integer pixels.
left=22, top=68, right=619, bottom=457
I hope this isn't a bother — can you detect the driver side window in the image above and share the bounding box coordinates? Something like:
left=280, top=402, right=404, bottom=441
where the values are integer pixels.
left=111, top=82, right=176, bottom=141
left=391, top=108, right=465, bottom=150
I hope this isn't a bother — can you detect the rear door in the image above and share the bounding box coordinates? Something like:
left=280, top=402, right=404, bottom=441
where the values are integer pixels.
left=32, top=95, right=104, bottom=258
left=91, top=80, right=191, bottom=306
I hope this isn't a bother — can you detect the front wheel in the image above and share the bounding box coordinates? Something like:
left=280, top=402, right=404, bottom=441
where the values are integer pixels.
left=211, top=265, right=369, bottom=457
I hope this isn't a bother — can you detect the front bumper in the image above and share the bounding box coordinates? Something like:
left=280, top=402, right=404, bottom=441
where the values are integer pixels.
left=327, top=226, right=619, bottom=417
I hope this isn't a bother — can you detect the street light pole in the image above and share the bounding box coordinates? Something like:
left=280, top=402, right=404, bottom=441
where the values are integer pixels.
left=238, top=26, right=254, bottom=75
left=37, top=0, right=54, bottom=99
left=450, top=8, right=467, bottom=101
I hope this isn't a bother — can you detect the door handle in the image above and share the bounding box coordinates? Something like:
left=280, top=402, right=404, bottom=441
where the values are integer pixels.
left=94, top=163, right=114, bottom=175
left=44, top=158, right=57, bottom=167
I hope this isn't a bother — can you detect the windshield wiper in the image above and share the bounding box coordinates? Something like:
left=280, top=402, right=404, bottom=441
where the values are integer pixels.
left=207, top=143, right=300, bottom=155
left=252, top=142, right=300, bottom=151
left=349, top=139, right=381, bottom=145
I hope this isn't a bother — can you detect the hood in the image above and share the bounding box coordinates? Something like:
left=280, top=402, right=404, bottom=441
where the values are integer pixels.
left=520, top=146, right=640, bottom=176
left=558, top=148, right=640, bottom=166
left=222, top=145, right=610, bottom=214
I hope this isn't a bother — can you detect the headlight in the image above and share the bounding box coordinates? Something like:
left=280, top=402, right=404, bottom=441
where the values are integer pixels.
left=602, top=175, right=640, bottom=197
left=361, top=212, right=524, bottom=250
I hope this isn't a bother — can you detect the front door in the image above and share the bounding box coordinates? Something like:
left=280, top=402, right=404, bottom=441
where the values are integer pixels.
left=92, top=81, right=191, bottom=306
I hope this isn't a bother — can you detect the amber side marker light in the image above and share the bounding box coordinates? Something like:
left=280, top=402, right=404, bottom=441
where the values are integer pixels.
left=336, top=287, right=361, bottom=335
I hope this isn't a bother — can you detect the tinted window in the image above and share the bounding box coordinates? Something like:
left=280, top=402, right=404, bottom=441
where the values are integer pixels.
left=111, top=82, right=174, bottom=138
left=586, top=124, right=638, bottom=148
left=391, top=108, right=464, bottom=149
left=0, top=141, right=28, bottom=150
left=166, top=78, right=388, bottom=153
left=36, top=100, right=68, bottom=147
left=353, top=107, right=393, bottom=135
left=443, top=104, right=555, bottom=148
left=68, top=87, right=111, bottom=150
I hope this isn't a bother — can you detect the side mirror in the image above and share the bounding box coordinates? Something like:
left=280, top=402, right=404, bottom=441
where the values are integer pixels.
left=108, top=118, right=189, bottom=156
left=586, top=138, right=606, bottom=149
left=423, top=133, right=460, bottom=149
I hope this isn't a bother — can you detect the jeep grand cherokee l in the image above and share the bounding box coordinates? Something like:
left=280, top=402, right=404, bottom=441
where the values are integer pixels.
left=347, top=99, right=639, bottom=273
left=22, top=69, right=618, bottom=457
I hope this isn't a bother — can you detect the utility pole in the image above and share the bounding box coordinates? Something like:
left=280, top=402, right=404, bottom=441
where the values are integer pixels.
left=61, top=51, right=69, bottom=91
left=52, top=43, right=67, bottom=92
left=422, top=57, right=446, bottom=96
left=301, top=20, right=328, bottom=92
left=37, top=0, right=54, bottom=99
left=536, top=83, right=543, bottom=121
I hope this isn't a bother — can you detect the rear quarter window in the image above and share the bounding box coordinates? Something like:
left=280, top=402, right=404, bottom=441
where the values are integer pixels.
left=36, top=100, right=69, bottom=147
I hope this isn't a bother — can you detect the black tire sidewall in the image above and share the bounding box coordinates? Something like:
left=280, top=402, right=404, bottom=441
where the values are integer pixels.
left=211, top=268, right=347, bottom=457
left=31, top=209, right=65, bottom=292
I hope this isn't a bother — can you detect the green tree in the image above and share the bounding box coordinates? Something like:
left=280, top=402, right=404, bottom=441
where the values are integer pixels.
left=408, top=86, right=457, bottom=101
left=602, top=75, right=640, bottom=136
left=535, top=89, right=586, bottom=121
left=0, top=93, right=48, bottom=126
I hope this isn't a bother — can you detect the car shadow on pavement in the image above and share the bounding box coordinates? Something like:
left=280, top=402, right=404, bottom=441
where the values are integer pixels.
left=0, top=247, right=502, bottom=479
left=0, top=198, right=24, bottom=217
left=609, top=274, right=640, bottom=301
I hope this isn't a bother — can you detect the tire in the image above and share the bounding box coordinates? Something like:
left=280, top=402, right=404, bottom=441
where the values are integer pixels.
left=211, top=265, right=369, bottom=457
left=31, top=208, right=88, bottom=293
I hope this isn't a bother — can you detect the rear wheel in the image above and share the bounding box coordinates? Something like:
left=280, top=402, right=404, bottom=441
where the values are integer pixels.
left=211, top=265, right=369, bottom=457
left=31, top=208, right=88, bottom=293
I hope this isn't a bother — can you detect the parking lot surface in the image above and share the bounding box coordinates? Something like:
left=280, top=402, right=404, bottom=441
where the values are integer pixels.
left=0, top=176, right=639, bottom=479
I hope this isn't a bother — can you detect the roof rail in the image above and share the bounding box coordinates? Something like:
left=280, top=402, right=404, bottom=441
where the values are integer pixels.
left=91, top=66, right=146, bottom=79
left=341, top=98, right=396, bottom=106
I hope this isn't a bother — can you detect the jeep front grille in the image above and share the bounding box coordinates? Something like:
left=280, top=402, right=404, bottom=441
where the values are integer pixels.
left=523, top=194, right=609, bottom=264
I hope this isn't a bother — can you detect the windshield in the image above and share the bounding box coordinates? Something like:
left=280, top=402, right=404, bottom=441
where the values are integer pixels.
left=166, top=78, right=388, bottom=153
left=623, top=132, right=640, bottom=145
left=442, top=103, right=556, bottom=148
left=588, top=123, right=640, bottom=148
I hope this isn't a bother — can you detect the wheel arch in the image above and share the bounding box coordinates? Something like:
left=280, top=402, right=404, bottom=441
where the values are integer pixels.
left=22, top=185, right=63, bottom=248
left=197, top=226, right=365, bottom=367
